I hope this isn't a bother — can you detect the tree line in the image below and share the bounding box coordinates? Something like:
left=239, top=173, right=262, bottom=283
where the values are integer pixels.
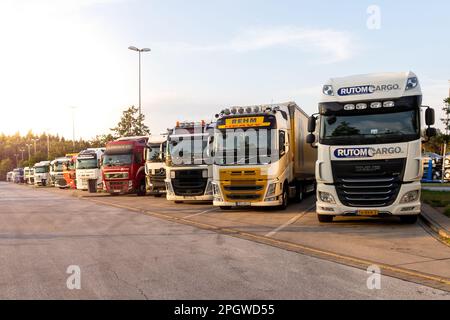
left=0, top=106, right=150, bottom=180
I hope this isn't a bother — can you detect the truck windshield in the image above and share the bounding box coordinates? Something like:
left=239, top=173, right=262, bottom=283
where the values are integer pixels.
left=77, top=158, right=98, bottom=169
left=214, top=129, right=274, bottom=165
left=35, top=167, right=48, bottom=173
left=146, top=143, right=164, bottom=163
left=103, top=154, right=132, bottom=166
left=53, top=163, right=65, bottom=172
left=320, top=109, right=419, bottom=145
left=168, top=136, right=209, bottom=165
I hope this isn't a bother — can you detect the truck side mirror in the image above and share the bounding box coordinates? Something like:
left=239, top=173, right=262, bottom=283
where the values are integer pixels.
left=306, top=133, right=316, bottom=145
left=426, top=127, right=437, bottom=138
left=308, top=116, right=316, bottom=133
left=425, top=107, right=435, bottom=126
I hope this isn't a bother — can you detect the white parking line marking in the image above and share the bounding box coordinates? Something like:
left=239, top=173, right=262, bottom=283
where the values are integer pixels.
left=183, top=207, right=219, bottom=219
left=265, top=204, right=316, bottom=237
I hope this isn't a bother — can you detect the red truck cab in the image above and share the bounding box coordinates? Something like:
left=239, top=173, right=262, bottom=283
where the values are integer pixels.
left=102, top=136, right=148, bottom=195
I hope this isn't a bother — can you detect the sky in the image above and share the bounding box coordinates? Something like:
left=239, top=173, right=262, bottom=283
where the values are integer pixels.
left=0, top=0, right=449, bottom=139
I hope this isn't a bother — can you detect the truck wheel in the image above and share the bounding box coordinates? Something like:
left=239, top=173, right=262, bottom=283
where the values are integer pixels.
left=154, top=193, right=163, bottom=198
left=317, top=214, right=334, bottom=223
left=278, top=185, right=288, bottom=210
left=137, top=180, right=146, bottom=196
left=294, top=184, right=304, bottom=203
left=220, top=206, right=232, bottom=210
left=400, top=215, right=418, bottom=224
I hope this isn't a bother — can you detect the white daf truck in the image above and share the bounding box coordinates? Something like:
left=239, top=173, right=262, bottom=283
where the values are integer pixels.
left=307, top=72, right=436, bottom=224
left=212, top=102, right=317, bottom=209
left=145, top=134, right=167, bottom=197
left=165, top=121, right=214, bottom=203
left=76, top=148, right=105, bottom=192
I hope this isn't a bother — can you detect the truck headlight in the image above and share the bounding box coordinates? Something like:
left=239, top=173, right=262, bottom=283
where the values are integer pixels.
left=170, top=171, right=176, bottom=179
left=202, top=169, right=208, bottom=178
left=319, top=191, right=336, bottom=204
left=400, top=190, right=419, bottom=203
left=212, top=182, right=223, bottom=201
left=265, top=183, right=276, bottom=198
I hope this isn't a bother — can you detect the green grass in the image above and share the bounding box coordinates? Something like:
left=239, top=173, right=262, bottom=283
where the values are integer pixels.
left=421, top=190, right=450, bottom=217
left=422, top=183, right=450, bottom=187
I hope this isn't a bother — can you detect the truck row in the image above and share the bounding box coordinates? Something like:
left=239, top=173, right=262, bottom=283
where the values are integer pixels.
left=5, top=72, right=441, bottom=224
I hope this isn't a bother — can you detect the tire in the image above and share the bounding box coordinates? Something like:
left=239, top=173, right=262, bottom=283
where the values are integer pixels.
left=220, top=206, right=232, bottom=210
left=137, top=180, right=146, bottom=196
left=278, top=185, right=289, bottom=210
left=317, top=214, right=334, bottom=223
left=154, top=193, right=163, bottom=198
left=174, top=201, right=183, bottom=204
left=400, top=215, right=418, bottom=224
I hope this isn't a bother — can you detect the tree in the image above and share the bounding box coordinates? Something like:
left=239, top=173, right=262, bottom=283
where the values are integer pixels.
left=442, top=97, right=450, bottom=140
left=110, top=106, right=150, bottom=138
left=0, top=158, right=13, bottom=181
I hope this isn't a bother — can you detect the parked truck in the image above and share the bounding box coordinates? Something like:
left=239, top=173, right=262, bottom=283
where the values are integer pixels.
left=145, top=135, right=167, bottom=197
left=212, top=102, right=316, bottom=209
left=76, top=148, right=105, bottom=192
left=50, top=158, right=69, bottom=187
left=165, top=121, right=214, bottom=203
left=306, top=71, right=436, bottom=224
left=63, top=154, right=78, bottom=189
left=34, top=161, right=51, bottom=186
left=102, top=137, right=148, bottom=195
left=24, top=167, right=34, bottom=185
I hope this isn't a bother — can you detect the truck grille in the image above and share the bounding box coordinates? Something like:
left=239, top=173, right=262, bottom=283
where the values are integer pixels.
left=172, top=169, right=207, bottom=196
left=331, top=159, right=406, bottom=207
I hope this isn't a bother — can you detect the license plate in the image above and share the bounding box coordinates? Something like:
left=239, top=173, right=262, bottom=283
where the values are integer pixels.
left=358, top=210, right=379, bottom=216
left=114, top=190, right=121, bottom=193
left=236, top=202, right=251, bottom=206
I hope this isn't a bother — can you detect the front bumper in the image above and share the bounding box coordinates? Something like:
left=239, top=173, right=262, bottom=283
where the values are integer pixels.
left=316, top=182, right=421, bottom=216
left=105, top=180, right=134, bottom=194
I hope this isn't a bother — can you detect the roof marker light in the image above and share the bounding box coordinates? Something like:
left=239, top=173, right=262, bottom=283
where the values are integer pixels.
left=370, top=102, right=382, bottom=109
left=344, top=104, right=355, bottom=110
left=356, top=103, right=367, bottom=110
left=383, top=101, right=395, bottom=108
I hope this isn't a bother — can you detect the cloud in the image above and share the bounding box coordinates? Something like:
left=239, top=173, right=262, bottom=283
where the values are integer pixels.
left=157, top=26, right=357, bottom=64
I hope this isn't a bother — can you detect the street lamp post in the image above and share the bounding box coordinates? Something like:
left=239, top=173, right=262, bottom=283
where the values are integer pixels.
left=26, top=144, right=32, bottom=163
left=128, top=46, right=151, bottom=131
left=31, top=138, right=39, bottom=154
left=69, top=106, right=77, bottom=149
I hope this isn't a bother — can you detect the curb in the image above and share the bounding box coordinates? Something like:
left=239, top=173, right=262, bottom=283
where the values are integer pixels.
left=420, top=212, right=450, bottom=241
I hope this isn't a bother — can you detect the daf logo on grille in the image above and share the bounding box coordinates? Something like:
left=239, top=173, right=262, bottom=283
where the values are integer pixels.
left=334, top=147, right=402, bottom=158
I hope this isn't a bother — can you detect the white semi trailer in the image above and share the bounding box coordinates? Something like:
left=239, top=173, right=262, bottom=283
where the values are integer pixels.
left=307, top=72, right=436, bottom=224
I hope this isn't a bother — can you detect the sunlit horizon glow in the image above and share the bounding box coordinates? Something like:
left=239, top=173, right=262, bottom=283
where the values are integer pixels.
left=0, top=0, right=448, bottom=140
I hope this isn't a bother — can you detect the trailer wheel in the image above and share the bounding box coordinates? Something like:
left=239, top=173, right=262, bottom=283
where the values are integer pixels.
left=294, top=184, right=304, bottom=203
left=400, top=215, right=418, bottom=224
left=317, top=214, right=334, bottom=223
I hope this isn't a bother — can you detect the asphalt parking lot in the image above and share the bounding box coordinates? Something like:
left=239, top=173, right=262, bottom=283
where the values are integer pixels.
left=1, top=182, right=449, bottom=298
